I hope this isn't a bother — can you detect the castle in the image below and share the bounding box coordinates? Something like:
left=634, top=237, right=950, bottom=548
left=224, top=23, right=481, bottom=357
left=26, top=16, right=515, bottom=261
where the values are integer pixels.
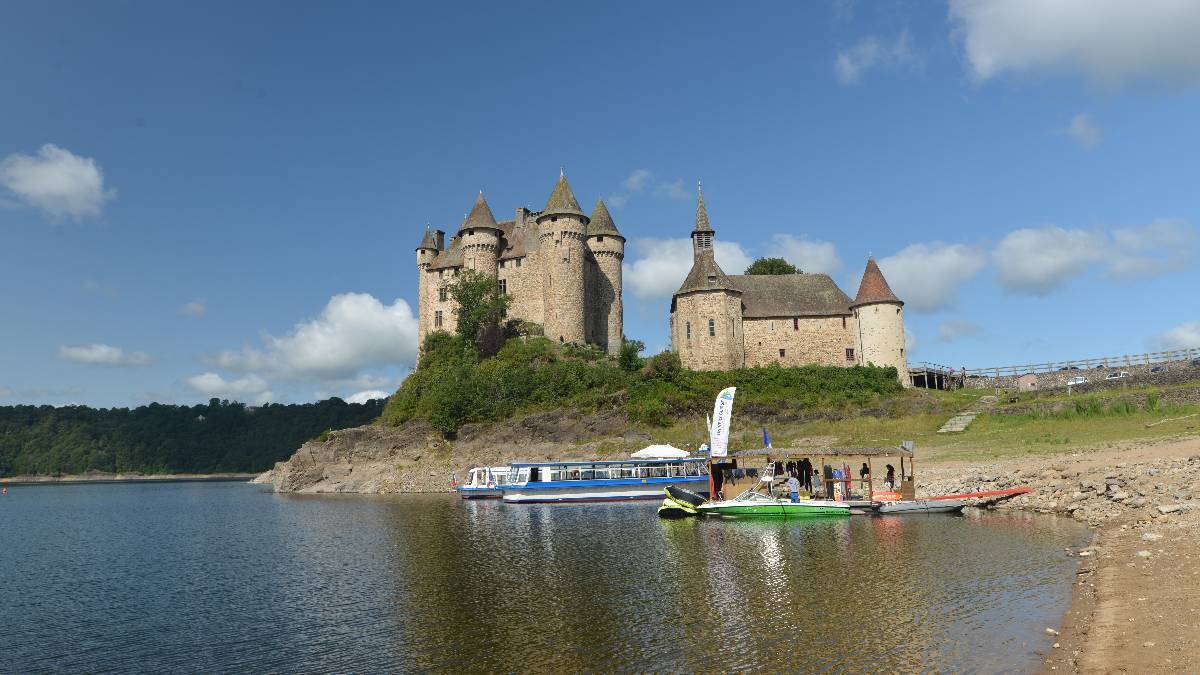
left=669, top=188, right=909, bottom=383
left=415, top=175, right=908, bottom=384
left=415, top=173, right=624, bottom=355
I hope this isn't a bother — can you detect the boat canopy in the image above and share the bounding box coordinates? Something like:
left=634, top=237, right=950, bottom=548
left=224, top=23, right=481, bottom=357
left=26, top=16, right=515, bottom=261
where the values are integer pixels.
left=630, top=444, right=689, bottom=459
left=509, top=457, right=704, bottom=468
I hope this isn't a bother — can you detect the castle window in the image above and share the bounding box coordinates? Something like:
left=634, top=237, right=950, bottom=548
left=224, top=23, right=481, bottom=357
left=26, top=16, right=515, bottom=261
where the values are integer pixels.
left=498, top=279, right=507, bottom=295
left=438, top=288, right=447, bottom=302
left=708, top=319, right=715, bottom=337
left=793, top=318, right=799, bottom=331
left=516, top=258, right=522, bottom=268
left=686, top=321, right=691, bottom=339
left=846, top=347, right=855, bottom=361
left=707, top=275, right=716, bottom=283
left=779, top=349, right=786, bottom=358
left=842, top=316, right=847, bottom=329
left=435, top=311, right=443, bottom=328
left=770, top=320, right=775, bottom=331
left=597, top=235, right=604, bottom=242
left=499, top=260, right=504, bottom=269
left=900, top=348, right=904, bottom=357
left=896, top=308, right=901, bottom=314
left=552, top=216, right=558, bottom=222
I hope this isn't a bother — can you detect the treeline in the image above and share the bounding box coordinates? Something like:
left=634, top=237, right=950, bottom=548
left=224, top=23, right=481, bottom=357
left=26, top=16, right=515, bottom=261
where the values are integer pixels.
left=382, top=334, right=902, bottom=434
left=0, top=397, right=386, bottom=477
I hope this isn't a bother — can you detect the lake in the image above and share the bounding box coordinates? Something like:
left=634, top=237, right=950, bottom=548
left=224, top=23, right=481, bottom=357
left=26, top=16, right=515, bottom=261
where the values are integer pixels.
left=0, top=482, right=1087, bottom=673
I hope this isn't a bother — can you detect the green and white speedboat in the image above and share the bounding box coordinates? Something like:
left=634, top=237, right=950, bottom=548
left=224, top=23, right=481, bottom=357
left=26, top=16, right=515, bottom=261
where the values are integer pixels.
left=697, top=490, right=851, bottom=518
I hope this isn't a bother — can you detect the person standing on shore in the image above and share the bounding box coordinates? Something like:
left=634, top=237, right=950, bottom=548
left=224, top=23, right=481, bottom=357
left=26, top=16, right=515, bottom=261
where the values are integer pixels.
left=787, top=475, right=800, bottom=503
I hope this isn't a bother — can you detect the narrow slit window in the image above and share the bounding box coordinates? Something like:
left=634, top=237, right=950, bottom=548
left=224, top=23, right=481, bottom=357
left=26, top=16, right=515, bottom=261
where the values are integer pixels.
left=708, top=319, right=715, bottom=337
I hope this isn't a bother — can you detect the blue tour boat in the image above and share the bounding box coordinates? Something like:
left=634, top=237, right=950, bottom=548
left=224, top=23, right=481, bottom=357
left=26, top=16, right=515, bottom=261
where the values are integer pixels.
left=501, top=458, right=710, bottom=503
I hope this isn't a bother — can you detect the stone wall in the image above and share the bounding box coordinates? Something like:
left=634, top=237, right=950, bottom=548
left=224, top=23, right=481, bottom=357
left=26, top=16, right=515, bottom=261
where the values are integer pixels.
left=672, top=291, right=744, bottom=370
left=498, top=250, right=543, bottom=327
left=742, top=315, right=858, bottom=367
left=855, top=302, right=909, bottom=384
left=587, top=236, right=623, bottom=355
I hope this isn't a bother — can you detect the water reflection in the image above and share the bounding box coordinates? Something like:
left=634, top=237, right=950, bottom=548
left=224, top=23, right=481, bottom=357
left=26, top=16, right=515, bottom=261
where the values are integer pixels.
left=0, top=485, right=1086, bottom=673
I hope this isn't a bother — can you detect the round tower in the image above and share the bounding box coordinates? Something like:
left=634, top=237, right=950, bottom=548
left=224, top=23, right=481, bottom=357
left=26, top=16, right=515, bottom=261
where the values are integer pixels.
left=586, top=198, right=625, bottom=355
left=415, top=226, right=442, bottom=348
left=537, top=172, right=589, bottom=345
left=456, top=191, right=501, bottom=275
left=851, top=257, right=910, bottom=386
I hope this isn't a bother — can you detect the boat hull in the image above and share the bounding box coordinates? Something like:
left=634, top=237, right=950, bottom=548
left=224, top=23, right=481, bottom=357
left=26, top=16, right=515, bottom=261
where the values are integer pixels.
left=698, top=499, right=852, bottom=518
left=502, top=477, right=709, bottom=504
left=876, top=499, right=965, bottom=514
left=458, top=487, right=504, bottom=499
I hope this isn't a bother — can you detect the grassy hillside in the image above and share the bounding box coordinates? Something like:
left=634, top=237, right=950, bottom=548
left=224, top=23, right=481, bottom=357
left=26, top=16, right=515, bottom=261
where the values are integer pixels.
left=381, top=335, right=905, bottom=435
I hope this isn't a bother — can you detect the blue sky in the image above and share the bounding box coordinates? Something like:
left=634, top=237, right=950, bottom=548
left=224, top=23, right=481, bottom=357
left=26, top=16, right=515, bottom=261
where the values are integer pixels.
left=2, top=0, right=1199, bottom=407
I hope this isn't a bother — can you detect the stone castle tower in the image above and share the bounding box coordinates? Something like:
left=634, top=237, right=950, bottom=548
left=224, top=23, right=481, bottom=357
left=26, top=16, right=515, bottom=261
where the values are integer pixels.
left=416, top=173, right=624, bottom=355
left=670, top=187, right=909, bottom=384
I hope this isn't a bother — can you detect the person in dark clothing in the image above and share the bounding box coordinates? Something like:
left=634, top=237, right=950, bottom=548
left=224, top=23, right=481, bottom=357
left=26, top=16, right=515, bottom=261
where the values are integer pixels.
left=822, top=464, right=835, bottom=499
left=885, top=464, right=896, bottom=489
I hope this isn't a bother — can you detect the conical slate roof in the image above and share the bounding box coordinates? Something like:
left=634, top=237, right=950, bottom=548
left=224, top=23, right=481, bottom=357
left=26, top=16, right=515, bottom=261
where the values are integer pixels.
left=542, top=173, right=586, bottom=218
left=851, top=257, right=902, bottom=306
left=587, top=199, right=621, bottom=237
left=693, top=184, right=712, bottom=233
left=416, top=226, right=438, bottom=250
left=676, top=251, right=740, bottom=295
left=459, top=191, right=499, bottom=232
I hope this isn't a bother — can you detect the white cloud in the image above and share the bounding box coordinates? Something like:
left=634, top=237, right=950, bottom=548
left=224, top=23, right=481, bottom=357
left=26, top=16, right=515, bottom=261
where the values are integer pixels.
left=346, top=389, right=390, bottom=404
left=1150, top=321, right=1200, bottom=350
left=993, top=220, right=1196, bottom=294
left=178, top=300, right=206, bottom=316
left=185, top=372, right=273, bottom=405
left=949, top=0, right=1200, bottom=87
left=877, top=243, right=986, bottom=312
left=653, top=179, right=689, bottom=200
left=1062, top=113, right=1102, bottom=149
left=622, top=169, right=652, bottom=192
left=213, top=293, right=419, bottom=382
left=905, top=329, right=918, bottom=356
left=623, top=238, right=754, bottom=300
left=834, top=30, right=914, bottom=85
left=0, top=144, right=115, bottom=219
left=609, top=169, right=692, bottom=208
left=57, top=343, right=152, bottom=366
left=769, top=234, right=843, bottom=275
left=937, top=319, right=986, bottom=343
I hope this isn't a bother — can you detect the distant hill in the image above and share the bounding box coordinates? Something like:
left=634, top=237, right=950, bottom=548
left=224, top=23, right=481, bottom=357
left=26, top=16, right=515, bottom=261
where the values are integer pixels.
left=0, top=397, right=386, bottom=477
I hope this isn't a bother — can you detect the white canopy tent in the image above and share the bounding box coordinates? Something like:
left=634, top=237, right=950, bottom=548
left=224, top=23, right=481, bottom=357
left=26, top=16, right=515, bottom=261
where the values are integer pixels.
left=630, top=444, right=689, bottom=459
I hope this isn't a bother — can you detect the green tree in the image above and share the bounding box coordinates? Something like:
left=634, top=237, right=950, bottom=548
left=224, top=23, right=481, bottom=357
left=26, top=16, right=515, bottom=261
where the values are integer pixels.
left=449, top=268, right=512, bottom=356
left=744, top=257, right=800, bottom=275
left=618, top=339, right=645, bottom=372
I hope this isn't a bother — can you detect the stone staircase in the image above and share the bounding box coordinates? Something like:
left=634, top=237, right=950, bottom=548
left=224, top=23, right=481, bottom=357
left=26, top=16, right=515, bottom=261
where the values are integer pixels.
left=937, top=395, right=998, bottom=433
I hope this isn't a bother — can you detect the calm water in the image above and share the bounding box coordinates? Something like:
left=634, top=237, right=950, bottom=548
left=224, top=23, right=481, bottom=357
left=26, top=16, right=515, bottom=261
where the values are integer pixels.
left=0, top=482, right=1086, bottom=673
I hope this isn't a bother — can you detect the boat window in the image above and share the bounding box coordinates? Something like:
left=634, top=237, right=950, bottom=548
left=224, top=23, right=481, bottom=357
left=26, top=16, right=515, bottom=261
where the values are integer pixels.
left=592, top=468, right=610, bottom=480
left=652, top=466, right=668, bottom=478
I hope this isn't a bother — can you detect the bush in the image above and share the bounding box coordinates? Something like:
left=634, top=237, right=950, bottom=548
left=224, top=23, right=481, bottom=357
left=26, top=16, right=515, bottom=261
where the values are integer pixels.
left=618, top=341, right=644, bottom=372
left=380, top=336, right=904, bottom=435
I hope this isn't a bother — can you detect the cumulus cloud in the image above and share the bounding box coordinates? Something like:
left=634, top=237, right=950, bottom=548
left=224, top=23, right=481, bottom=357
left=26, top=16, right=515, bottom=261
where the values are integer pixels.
left=937, top=319, right=986, bottom=343
left=1150, top=321, right=1200, bottom=350
left=609, top=169, right=692, bottom=208
left=877, top=243, right=986, bottom=313
left=178, top=300, right=206, bottom=316
left=213, top=293, right=419, bottom=381
left=346, top=389, right=390, bottom=404
left=949, top=0, right=1200, bottom=87
left=0, top=144, right=115, bottom=219
left=623, top=238, right=754, bottom=300
left=905, top=329, right=918, bottom=356
left=57, top=343, right=152, bottom=366
left=993, top=220, right=1196, bottom=294
left=1062, top=113, right=1102, bottom=149
left=769, top=234, right=843, bottom=275
left=834, top=30, right=914, bottom=85
left=185, top=372, right=273, bottom=405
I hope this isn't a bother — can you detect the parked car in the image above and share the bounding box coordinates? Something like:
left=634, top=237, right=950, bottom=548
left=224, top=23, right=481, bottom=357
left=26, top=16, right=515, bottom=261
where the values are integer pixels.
left=1105, top=371, right=1131, bottom=380
left=1067, top=376, right=1089, bottom=386
left=1059, top=365, right=1082, bottom=370
left=1150, top=365, right=1169, bottom=374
